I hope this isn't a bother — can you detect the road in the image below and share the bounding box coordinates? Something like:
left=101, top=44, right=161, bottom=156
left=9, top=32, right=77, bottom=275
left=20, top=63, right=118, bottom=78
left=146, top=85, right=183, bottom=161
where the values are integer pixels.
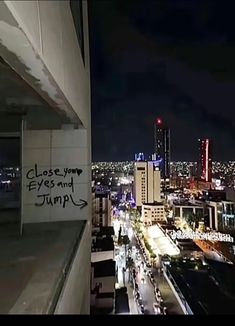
left=113, top=210, right=184, bottom=315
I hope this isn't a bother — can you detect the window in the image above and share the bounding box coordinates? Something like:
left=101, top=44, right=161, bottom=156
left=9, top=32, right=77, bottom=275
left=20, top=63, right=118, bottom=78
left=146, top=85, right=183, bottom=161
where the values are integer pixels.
left=70, top=0, right=85, bottom=63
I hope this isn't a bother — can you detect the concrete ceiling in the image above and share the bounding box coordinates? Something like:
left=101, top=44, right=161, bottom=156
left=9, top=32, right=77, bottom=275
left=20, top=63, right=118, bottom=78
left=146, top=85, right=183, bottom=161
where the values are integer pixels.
left=0, top=57, right=70, bottom=131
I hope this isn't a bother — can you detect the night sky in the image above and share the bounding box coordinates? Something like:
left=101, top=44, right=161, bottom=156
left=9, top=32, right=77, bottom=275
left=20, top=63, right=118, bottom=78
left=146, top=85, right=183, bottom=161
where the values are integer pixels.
left=89, top=0, right=235, bottom=162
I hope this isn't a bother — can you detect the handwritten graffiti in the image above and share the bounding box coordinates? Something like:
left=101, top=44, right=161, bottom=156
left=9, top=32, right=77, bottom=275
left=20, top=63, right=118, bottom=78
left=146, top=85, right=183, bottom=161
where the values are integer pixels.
left=35, top=194, right=87, bottom=208
left=26, top=177, right=74, bottom=192
left=25, top=164, right=87, bottom=208
left=26, top=164, right=82, bottom=179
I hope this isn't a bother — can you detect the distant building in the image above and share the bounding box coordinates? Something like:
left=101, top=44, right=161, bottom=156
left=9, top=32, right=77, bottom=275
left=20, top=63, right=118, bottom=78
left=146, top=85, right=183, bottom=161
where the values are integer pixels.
left=134, top=152, right=145, bottom=161
left=207, top=200, right=235, bottom=232
left=173, top=201, right=212, bottom=224
left=202, top=190, right=226, bottom=202
left=225, top=187, right=235, bottom=204
left=134, top=161, right=161, bottom=208
left=142, top=202, right=166, bottom=225
left=154, top=118, right=170, bottom=182
left=92, top=188, right=112, bottom=227
left=198, top=139, right=212, bottom=182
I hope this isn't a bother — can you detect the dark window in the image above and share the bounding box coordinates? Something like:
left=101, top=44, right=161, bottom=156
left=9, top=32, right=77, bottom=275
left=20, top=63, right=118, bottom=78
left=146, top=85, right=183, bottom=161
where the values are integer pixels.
left=137, top=167, right=145, bottom=171
left=175, top=207, right=180, bottom=217
left=70, top=0, right=84, bottom=63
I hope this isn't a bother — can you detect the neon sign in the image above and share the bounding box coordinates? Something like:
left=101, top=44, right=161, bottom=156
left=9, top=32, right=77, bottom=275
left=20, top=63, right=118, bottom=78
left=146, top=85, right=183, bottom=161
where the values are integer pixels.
left=170, top=230, right=234, bottom=243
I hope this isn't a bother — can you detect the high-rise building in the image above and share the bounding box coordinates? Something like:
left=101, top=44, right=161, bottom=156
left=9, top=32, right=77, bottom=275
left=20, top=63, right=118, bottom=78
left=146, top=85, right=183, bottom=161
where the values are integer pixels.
left=0, top=0, right=91, bottom=314
left=198, top=139, right=212, bottom=182
left=134, top=152, right=145, bottom=161
left=154, top=118, right=170, bottom=180
left=134, top=161, right=161, bottom=208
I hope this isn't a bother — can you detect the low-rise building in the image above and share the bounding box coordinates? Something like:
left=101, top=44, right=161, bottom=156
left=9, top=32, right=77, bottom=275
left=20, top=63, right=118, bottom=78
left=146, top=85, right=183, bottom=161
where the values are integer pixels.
left=90, top=227, right=116, bottom=314
left=90, top=259, right=116, bottom=314
left=142, top=202, right=166, bottom=225
left=92, top=188, right=112, bottom=227
left=173, top=201, right=212, bottom=224
left=207, top=200, right=235, bottom=232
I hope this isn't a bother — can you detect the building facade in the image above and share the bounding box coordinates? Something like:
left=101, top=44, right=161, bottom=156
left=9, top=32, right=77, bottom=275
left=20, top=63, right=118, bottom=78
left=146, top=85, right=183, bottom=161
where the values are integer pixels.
left=0, top=0, right=91, bottom=314
left=92, top=190, right=112, bottom=227
left=154, top=118, right=170, bottom=181
left=141, top=202, right=166, bottom=225
left=134, top=161, right=161, bottom=208
left=207, top=200, right=235, bottom=232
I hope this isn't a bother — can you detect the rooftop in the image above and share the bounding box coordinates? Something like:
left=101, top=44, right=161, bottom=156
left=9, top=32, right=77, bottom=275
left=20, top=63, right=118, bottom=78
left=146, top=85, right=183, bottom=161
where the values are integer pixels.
left=92, top=259, right=116, bottom=278
left=115, top=288, right=130, bottom=314
left=142, top=202, right=164, bottom=206
left=92, top=226, right=115, bottom=237
left=168, top=259, right=235, bottom=314
left=92, top=236, right=114, bottom=252
left=0, top=219, right=85, bottom=314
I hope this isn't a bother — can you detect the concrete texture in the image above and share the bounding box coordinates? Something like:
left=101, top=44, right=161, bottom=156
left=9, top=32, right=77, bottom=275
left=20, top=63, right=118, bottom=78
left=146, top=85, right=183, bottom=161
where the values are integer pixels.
left=0, top=220, right=84, bottom=314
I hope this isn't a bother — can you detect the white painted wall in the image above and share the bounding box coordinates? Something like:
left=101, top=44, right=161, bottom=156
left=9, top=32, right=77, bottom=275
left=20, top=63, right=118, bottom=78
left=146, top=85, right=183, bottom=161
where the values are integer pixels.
left=55, top=220, right=91, bottom=314
left=22, top=129, right=91, bottom=223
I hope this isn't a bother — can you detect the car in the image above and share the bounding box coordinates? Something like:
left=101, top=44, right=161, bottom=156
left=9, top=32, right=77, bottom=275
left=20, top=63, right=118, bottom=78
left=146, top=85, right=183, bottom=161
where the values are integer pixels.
left=156, top=295, right=164, bottom=304
left=135, top=292, right=140, bottom=300
left=153, top=303, right=162, bottom=315
left=138, top=298, right=143, bottom=306
left=140, top=305, right=145, bottom=314
left=161, top=306, right=167, bottom=315
left=154, top=287, right=161, bottom=295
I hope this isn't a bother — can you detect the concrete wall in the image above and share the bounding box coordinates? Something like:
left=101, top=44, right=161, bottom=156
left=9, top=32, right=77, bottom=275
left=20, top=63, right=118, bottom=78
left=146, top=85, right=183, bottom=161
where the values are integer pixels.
left=55, top=220, right=91, bottom=314
left=22, top=129, right=91, bottom=223
left=0, top=0, right=90, bottom=127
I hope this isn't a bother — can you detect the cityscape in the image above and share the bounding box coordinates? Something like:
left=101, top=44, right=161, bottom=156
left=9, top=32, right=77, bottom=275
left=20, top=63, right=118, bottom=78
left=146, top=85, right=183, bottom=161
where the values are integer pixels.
left=90, top=118, right=235, bottom=315
left=0, top=0, right=235, bottom=317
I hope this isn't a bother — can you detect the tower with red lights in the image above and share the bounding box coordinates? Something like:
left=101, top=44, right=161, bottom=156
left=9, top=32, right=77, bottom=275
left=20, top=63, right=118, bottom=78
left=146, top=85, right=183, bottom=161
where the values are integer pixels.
left=198, top=138, right=212, bottom=182
left=154, top=118, right=170, bottom=180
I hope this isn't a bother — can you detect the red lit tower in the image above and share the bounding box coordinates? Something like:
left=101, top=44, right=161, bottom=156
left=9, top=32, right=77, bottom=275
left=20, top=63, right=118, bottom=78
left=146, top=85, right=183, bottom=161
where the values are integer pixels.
left=198, top=138, right=212, bottom=182
left=154, top=118, right=170, bottom=180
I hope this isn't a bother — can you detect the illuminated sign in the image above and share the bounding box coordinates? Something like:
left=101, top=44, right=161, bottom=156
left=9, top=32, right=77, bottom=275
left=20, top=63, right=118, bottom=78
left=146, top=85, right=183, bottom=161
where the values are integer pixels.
left=170, top=230, right=234, bottom=243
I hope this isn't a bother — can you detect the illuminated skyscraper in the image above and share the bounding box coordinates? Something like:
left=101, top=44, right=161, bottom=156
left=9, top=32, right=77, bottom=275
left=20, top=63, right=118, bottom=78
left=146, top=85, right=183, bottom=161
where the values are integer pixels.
left=198, top=138, right=212, bottom=182
left=134, top=161, right=161, bottom=208
left=154, top=118, right=170, bottom=180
